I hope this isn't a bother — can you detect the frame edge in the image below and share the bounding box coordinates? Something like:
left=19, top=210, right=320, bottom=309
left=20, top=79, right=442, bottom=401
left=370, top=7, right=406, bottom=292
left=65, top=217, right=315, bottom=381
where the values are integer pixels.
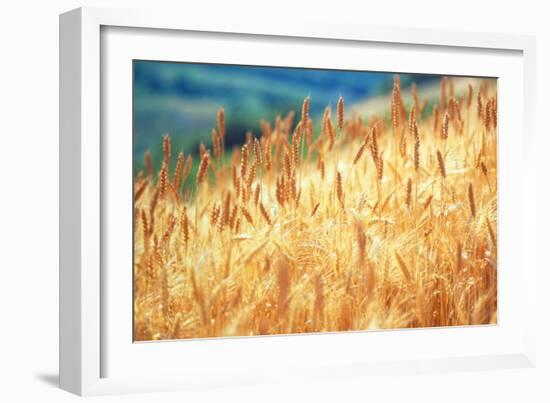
left=59, top=7, right=83, bottom=396
left=60, top=6, right=538, bottom=395
left=521, top=35, right=537, bottom=367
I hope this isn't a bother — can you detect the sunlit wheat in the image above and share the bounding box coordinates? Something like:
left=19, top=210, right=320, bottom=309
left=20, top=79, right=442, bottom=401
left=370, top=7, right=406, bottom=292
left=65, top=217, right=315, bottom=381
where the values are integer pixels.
left=133, top=76, right=498, bottom=341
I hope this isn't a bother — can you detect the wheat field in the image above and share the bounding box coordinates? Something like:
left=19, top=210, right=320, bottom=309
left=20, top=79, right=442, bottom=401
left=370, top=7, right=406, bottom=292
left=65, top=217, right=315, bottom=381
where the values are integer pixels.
left=133, top=76, right=497, bottom=341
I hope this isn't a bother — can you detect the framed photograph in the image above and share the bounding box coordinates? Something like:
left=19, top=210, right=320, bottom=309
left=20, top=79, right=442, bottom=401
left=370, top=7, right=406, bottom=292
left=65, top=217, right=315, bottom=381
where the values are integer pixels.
left=60, top=6, right=537, bottom=396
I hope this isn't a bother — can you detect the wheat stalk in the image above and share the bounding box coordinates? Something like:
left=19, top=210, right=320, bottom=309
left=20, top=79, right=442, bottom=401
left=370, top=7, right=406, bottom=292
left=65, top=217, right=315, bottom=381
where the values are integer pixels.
left=337, top=96, right=344, bottom=131
left=196, top=153, right=210, bottom=185
left=468, top=183, right=476, bottom=218
left=436, top=150, right=446, bottom=179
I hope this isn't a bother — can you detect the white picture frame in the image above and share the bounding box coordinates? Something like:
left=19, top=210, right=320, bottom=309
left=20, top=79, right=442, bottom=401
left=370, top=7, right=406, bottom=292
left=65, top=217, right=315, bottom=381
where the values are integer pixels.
left=59, top=6, right=537, bottom=396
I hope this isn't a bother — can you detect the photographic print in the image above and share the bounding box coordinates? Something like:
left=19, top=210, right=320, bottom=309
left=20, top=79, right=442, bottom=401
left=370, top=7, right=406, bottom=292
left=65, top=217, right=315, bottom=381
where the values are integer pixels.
left=133, top=61, right=497, bottom=341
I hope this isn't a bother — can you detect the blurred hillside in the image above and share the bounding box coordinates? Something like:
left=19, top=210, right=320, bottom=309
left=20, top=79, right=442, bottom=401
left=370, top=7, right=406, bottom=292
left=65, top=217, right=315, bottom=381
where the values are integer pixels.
left=133, top=61, right=439, bottom=173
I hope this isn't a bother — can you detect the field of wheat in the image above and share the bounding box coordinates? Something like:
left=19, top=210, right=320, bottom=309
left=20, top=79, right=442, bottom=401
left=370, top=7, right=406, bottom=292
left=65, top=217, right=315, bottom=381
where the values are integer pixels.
left=133, top=76, right=497, bottom=341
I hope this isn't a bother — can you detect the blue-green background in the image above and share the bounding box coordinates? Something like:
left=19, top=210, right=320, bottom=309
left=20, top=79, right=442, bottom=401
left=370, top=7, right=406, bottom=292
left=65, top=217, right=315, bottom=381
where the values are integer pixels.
left=133, top=61, right=437, bottom=174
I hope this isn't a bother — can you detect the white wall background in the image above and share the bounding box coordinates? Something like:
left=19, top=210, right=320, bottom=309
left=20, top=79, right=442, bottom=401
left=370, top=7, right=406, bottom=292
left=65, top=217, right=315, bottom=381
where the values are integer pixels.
left=0, top=1, right=547, bottom=402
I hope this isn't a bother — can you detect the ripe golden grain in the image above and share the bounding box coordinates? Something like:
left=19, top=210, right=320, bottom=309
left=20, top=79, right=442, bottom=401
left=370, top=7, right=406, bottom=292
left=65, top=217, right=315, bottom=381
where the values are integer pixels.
left=395, top=252, right=411, bottom=283
left=183, top=154, right=192, bottom=182
left=326, top=116, right=335, bottom=150
left=353, top=142, right=367, bottom=165
left=217, top=108, right=225, bottom=141
left=134, top=77, right=498, bottom=341
left=196, top=152, right=210, bottom=185
left=311, top=202, right=320, bottom=217
left=180, top=207, right=189, bottom=246
left=241, top=206, right=254, bottom=225
left=240, top=144, right=249, bottom=179
left=468, top=183, right=477, bottom=219
left=436, top=150, right=446, bottom=179
left=441, top=112, right=449, bottom=140
left=337, top=96, right=344, bottom=130
left=406, top=177, right=412, bottom=210
left=413, top=120, right=420, bottom=171
left=158, top=161, right=168, bottom=198
left=336, top=171, right=344, bottom=207
left=173, top=151, right=184, bottom=190
left=259, top=202, right=272, bottom=225
left=301, top=96, right=310, bottom=126
left=162, top=134, right=171, bottom=164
